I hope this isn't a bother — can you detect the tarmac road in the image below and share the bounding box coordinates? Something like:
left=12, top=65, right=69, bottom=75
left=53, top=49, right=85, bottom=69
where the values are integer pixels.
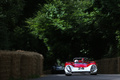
left=30, top=73, right=120, bottom=80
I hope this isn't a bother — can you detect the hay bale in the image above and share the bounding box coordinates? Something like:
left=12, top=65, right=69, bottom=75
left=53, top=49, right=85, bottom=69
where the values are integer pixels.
left=20, top=51, right=44, bottom=78
left=10, top=52, right=22, bottom=79
left=0, top=52, right=11, bottom=80
left=96, top=57, right=119, bottom=74
left=118, top=57, right=120, bottom=73
left=0, top=50, right=44, bottom=80
left=20, top=54, right=33, bottom=78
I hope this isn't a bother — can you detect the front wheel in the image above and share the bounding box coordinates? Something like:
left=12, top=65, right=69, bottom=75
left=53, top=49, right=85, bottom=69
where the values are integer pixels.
left=90, top=72, right=97, bottom=75
left=65, top=73, right=72, bottom=76
left=64, top=65, right=72, bottom=76
left=90, top=65, right=97, bottom=75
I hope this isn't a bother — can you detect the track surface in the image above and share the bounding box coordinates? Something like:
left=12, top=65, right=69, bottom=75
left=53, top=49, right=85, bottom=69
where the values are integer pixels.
left=30, top=74, right=120, bottom=80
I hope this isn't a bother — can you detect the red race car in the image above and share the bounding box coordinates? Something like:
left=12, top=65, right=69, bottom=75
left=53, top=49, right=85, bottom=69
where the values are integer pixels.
left=64, top=57, right=97, bottom=76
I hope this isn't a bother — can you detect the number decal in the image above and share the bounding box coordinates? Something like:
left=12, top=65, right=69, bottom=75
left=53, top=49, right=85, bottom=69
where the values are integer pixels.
left=78, top=67, right=84, bottom=70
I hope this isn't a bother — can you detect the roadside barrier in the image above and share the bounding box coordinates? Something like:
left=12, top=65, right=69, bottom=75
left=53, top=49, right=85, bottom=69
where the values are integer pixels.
left=96, top=57, right=120, bottom=74
left=0, top=50, right=43, bottom=80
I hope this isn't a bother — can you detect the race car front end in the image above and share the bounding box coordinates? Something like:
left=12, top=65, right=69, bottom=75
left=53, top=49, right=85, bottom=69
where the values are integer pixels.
left=65, top=64, right=97, bottom=76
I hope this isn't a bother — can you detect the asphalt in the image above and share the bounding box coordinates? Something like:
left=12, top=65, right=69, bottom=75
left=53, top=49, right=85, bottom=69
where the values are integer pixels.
left=29, top=74, right=120, bottom=80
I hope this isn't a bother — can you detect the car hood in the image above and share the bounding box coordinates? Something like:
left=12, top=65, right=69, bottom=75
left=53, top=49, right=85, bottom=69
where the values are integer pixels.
left=73, top=63, right=88, bottom=67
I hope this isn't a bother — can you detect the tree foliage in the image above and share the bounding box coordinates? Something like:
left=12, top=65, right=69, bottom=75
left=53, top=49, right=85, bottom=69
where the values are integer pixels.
left=1, top=0, right=120, bottom=68
left=27, top=0, right=97, bottom=61
left=0, top=0, right=47, bottom=54
left=27, top=0, right=120, bottom=62
left=91, top=0, right=120, bottom=57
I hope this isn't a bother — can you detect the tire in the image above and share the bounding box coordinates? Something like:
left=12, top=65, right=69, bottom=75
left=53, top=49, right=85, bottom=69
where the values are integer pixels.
left=65, top=65, right=72, bottom=76
left=90, top=70, right=97, bottom=75
left=65, top=73, right=72, bottom=76
left=90, top=72, right=97, bottom=75
left=90, top=65, right=97, bottom=75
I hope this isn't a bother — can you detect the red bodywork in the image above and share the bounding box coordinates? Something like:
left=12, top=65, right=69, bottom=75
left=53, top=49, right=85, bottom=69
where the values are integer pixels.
left=65, top=58, right=96, bottom=68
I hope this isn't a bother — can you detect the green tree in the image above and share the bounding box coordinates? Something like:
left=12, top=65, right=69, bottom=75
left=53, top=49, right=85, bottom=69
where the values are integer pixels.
left=0, top=0, right=25, bottom=49
left=0, top=3, right=9, bottom=49
left=0, top=0, right=48, bottom=53
left=90, top=0, right=120, bottom=58
left=27, top=0, right=96, bottom=63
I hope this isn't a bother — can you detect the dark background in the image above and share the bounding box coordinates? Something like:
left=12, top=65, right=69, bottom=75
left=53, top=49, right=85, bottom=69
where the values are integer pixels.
left=0, top=0, right=120, bottom=69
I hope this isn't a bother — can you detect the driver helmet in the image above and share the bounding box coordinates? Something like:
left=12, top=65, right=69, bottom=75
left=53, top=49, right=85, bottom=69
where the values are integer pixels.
left=74, top=59, right=78, bottom=63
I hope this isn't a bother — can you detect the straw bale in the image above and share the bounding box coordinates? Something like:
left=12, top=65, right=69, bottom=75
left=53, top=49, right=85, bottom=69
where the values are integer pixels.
left=106, top=58, right=117, bottom=74
left=35, top=55, right=40, bottom=75
left=96, top=57, right=119, bottom=74
left=10, top=53, right=22, bottom=79
left=0, top=50, right=44, bottom=80
left=118, top=57, right=120, bottom=73
left=29, top=55, right=36, bottom=75
left=31, top=55, right=37, bottom=75
left=20, top=54, right=32, bottom=78
left=0, top=52, right=11, bottom=80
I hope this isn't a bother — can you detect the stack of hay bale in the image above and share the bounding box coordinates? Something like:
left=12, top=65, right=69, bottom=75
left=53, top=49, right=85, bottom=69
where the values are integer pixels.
left=96, top=57, right=119, bottom=74
left=119, top=57, right=120, bottom=73
left=0, top=51, right=11, bottom=80
left=0, top=50, right=44, bottom=80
